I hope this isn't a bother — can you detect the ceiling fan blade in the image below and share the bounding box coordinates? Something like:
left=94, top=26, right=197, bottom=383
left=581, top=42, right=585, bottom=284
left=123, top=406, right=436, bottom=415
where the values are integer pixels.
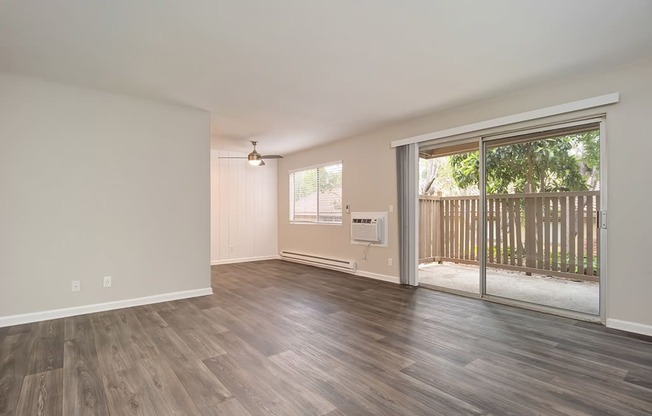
left=217, top=156, right=247, bottom=159
left=261, top=155, right=284, bottom=159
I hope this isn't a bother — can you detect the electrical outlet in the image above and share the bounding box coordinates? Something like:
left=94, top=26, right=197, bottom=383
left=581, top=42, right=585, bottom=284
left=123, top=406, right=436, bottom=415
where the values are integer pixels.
left=389, top=205, right=394, bottom=213
left=387, top=258, right=393, bottom=266
left=103, top=276, right=112, bottom=288
left=71, top=280, right=80, bottom=292
left=228, top=245, right=235, bottom=253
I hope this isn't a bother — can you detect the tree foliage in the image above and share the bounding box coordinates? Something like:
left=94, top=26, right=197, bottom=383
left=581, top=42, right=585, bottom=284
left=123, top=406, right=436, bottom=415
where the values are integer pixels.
left=292, top=165, right=342, bottom=211
left=449, top=131, right=599, bottom=194
left=318, top=166, right=341, bottom=194
left=420, top=157, right=479, bottom=196
left=293, top=166, right=342, bottom=198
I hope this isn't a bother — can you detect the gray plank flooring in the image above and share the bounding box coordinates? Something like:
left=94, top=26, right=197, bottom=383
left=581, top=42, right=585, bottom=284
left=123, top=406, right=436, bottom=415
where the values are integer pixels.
left=0, top=260, right=650, bottom=415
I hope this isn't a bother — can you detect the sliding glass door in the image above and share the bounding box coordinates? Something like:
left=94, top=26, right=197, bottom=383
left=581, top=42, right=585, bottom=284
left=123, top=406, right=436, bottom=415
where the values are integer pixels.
left=482, top=123, right=602, bottom=315
left=418, top=119, right=604, bottom=318
left=418, top=142, right=480, bottom=295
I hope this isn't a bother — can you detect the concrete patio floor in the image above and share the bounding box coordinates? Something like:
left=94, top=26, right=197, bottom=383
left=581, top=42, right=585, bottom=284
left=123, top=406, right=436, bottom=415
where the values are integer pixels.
left=418, top=262, right=599, bottom=315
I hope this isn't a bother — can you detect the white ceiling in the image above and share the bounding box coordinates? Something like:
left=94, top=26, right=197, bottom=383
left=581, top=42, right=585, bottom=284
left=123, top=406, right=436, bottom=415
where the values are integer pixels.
left=2, top=1, right=652, bottom=155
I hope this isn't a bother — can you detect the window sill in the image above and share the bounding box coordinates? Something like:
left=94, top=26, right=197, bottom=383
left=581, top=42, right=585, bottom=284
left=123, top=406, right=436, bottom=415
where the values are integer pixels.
left=289, top=221, right=342, bottom=226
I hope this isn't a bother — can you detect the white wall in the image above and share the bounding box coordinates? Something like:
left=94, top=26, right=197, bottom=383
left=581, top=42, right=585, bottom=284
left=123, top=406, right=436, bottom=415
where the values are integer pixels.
left=278, top=136, right=399, bottom=282
left=211, top=150, right=278, bottom=264
left=0, top=73, right=211, bottom=322
left=278, top=58, right=652, bottom=334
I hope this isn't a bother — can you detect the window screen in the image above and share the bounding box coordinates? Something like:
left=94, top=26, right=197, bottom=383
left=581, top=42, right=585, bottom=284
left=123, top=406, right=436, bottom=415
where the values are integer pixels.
left=290, top=162, right=342, bottom=224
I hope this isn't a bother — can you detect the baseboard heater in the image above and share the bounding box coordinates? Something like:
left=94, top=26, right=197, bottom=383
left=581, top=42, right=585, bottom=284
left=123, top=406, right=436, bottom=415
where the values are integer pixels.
left=279, top=251, right=357, bottom=272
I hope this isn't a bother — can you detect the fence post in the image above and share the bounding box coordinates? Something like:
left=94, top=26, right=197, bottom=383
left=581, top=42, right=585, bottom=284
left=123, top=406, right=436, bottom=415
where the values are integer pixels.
left=434, top=192, right=442, bottom=262
left=524, top=195, right=536, bottom=271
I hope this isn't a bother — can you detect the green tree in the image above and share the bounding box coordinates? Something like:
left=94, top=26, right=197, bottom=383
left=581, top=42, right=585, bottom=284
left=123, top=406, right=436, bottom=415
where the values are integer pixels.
left=293, top=169, right=317, bottom=202
left=318, top=166, right=342, bottom=211
left=318, top=166, right=341, bottom=193
left=449, top=131, right=599, bottom=194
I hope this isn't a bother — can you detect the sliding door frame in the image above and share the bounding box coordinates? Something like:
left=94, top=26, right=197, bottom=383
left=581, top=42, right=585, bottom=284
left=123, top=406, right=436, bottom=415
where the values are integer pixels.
left=418, top=116, right=607, bottom=323
left=599, top=118, right=607, bottom=324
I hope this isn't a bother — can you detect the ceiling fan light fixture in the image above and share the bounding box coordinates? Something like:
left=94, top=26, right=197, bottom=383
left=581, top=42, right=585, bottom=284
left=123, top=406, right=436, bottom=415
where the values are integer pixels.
left=247, top=149, right=263, bottom=166
left=218, top=140, right=282, bottom=166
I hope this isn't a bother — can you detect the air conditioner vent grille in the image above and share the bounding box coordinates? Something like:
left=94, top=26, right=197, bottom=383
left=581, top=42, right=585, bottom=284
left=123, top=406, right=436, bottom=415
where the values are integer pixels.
left=351, top=217, right=382, bottom=243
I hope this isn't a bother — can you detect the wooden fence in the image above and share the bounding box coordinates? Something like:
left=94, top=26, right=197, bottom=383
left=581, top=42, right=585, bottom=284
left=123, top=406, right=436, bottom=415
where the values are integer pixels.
left=419, top=191, right=600, bottom=282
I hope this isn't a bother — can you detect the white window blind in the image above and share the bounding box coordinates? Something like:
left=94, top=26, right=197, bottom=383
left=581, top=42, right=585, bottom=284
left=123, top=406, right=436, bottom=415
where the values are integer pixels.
left=290, top=162, right=342, bottom=224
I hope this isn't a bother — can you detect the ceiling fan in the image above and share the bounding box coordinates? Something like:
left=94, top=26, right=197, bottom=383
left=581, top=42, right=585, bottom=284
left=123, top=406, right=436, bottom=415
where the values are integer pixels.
left=219, top=141, right=284, bottom=166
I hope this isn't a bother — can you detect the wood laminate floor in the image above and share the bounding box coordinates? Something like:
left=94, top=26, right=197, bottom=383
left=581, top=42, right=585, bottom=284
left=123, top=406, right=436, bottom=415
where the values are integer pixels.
left=1, top=260, right=651, bottom=415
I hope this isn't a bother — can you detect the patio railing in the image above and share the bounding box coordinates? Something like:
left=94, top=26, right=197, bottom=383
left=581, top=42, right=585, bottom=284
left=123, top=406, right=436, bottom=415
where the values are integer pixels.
left=419, top=191, right=600, bottom=282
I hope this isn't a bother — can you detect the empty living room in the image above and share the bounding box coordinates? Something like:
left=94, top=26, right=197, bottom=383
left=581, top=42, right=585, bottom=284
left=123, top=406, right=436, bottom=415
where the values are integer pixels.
left=1, top=1, right=652, bottom=415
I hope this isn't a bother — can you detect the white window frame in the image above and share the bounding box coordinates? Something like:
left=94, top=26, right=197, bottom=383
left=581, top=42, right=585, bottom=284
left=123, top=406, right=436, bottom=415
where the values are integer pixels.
left=289, top=161, right=343, bottom=225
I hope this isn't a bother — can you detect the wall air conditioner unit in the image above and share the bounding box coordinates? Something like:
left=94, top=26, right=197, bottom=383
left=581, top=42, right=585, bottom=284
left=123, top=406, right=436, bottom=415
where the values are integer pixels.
left=351, top=217, right=383, bottom=243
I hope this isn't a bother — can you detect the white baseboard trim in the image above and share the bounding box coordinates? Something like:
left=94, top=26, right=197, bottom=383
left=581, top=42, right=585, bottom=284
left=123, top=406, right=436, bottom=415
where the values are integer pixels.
left=606, top=319, right=652, bottom=337
left=354, top=270, right=401, bottom=284
left=211, top=255, right=280, bottom=265
left=278, top=255, right=400, bottom=284
left=0, top=287, right=213, bottom=328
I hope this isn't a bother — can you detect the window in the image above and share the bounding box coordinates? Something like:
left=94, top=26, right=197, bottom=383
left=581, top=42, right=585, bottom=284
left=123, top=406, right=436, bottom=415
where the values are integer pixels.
left=290, top=161, right=342, bottom=224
